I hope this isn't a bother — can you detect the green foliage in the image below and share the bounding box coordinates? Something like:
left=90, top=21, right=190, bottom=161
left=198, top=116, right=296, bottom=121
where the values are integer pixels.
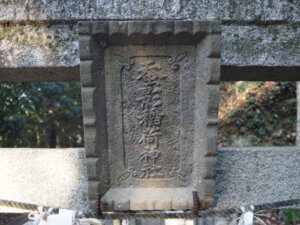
left=219, top=82, right=296, bottom=146
left=279, top=209, right=300, bottom=225
left=0, top=82, right=83, bottom=148
left=219, top=81, right=298, bottom=224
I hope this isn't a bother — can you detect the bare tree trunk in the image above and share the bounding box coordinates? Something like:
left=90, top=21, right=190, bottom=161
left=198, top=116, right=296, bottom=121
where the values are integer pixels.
left=47, top=128, right=56, bottom=148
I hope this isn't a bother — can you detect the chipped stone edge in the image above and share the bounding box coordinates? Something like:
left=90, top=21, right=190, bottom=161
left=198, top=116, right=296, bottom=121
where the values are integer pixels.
left=78, top=21, right=221, bottom=37
left=79, top=20, right=221, bottom=211
left=201, top=33, right=221, bottom=206
left=79, top=34, right=99, bottom=212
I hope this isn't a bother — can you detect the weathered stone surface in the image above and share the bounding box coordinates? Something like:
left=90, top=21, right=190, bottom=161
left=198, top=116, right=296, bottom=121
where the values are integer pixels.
left=79, top=21, right=220, bottom=210
left=215, top=147, right=300, bottom=208
left=0, top=23, right=79, bottom=68
left=98, top=146, right=300, bottom=210
left=1, top=147, right=300, bottom=212
left=0, top=0, right=299, bottom=21
left=0, top=23, right=299, bottom=82
left=0, top=1, right=299, bottom=83
left=0, top=148, right=88, bottom=212
left=222, top=24, right=300, bottom=67
left=221, top=23, right=300, bottom=80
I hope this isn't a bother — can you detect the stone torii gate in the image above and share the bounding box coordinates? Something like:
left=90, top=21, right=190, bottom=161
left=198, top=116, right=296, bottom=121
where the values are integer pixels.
left=0, top=0, right=299, bottom=219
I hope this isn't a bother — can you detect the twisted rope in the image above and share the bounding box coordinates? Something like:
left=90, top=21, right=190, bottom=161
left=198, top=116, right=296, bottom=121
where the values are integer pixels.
left=1, top=198, right=300, bottom=219
left=0, top=199, right=37, bottom=211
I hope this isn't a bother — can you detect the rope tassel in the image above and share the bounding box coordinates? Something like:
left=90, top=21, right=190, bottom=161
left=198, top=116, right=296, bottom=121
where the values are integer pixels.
left=230, top=206, right=267, bottom=225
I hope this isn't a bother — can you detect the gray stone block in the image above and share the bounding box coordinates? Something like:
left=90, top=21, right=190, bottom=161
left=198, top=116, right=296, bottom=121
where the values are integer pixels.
left=0, top=148, right=88, bottom=213
left=0, top=147, right=300, bottom=213
left=215, top=147, right=300, bottom=208
left=0, top=0, right=299, bottom=21
left=81, top=87, right=96, bottom=126
left=101, top=146, right=300, bottom=210
left=0, top=24, right=79, bottom=70
left=80, top=60, right=93, bottom=86
left=0, top=23, right=299, bottom=82
left=79, top=36, right=93, bottom=60
left=222, top=24, right=300, bottom=67
left=86, top=158, right=100, bottom=180
left=79, top=21, right=221, bottom=211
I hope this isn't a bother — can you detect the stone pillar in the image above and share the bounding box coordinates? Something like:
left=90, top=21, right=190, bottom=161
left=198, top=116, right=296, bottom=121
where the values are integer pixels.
left=79, top=21, right=221, bottom=211
left=79, top=24, right=109, bottom=211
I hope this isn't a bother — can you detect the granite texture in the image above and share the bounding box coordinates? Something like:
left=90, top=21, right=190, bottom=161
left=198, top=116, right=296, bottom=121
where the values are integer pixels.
left=215, top=147, right=300, bottom=208
left=0, top=0, right=298, bottom=215
left=0, top=23, right=79, bottom=68
left=79, top=21, right=220, bottom=210
left=0, top=0, right=299, bottom=82
left=0, top=148, right=88, bottom=213
left=0, top=147, right=300, bottom=212
left=104, top=146, right=300, bottom=210
left=222, top=24, right=300, bottom=67
left=0, top=23, right=299, bottom=83
left=0, top=0, right=299, bottom=21
left=101, top=147, right=300, bottom=210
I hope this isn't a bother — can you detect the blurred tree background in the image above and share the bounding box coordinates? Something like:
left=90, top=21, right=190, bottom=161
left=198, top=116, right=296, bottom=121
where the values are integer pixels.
left=219, top=81, right=296, bottom=147
left=0, top=82, right=83, bottom=148
left=218, top=81, right=298, bottom=225
left=1, top=81, right=295, bottom=149
left=0, top=81, right=299, bottom=224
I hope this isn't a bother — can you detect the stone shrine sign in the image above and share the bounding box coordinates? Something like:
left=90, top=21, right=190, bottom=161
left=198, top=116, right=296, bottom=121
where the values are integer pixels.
left=79, top=21, right=221, bottom=211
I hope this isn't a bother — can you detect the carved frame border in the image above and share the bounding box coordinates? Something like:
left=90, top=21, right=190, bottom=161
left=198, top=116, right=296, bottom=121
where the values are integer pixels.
left=78, top=21, right=221, bottom=211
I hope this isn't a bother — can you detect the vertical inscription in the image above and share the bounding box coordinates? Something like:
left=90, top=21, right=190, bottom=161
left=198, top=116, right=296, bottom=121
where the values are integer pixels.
left=119, top=54, right=186, bottom=183
left=136, top=60, right=165, bottom=178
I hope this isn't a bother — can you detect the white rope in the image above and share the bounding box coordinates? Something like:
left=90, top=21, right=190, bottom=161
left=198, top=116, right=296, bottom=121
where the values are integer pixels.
left=230, top=206, right=267, bottom=225
left=27, top=208, right=104, bottom=225
left=28, top=206, right=53, bottom=225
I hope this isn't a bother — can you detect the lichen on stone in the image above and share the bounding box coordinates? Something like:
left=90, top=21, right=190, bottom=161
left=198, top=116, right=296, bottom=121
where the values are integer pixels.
left=0, top=23, right=79, bottom=67
left=222, top=24, right=300, bottom=66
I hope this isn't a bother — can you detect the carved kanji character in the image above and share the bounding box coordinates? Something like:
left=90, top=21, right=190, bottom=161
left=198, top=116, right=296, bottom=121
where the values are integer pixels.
left=139, top=86, right=153, bottom=95
left=147, top=110, right=164, bottom=126
left=137, top=109, right=164, bottom=127
left=140, top=163, right=163, bottom=178
left=140, top=150, right=160, bottom=163
left=138, top=127, right=162, bottom=149
left=136, top=95, right=152, bottom=109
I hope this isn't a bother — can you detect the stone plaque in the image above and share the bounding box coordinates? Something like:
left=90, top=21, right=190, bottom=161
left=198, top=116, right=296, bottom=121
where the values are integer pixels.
left=79, top=21, right=221, bottom=211
left=106, top=47, right=194, bottom=187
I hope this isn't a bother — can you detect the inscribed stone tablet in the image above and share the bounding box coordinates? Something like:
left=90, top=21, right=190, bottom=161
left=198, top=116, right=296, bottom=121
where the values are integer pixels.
left=79, top=21, right=221, bottom=211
